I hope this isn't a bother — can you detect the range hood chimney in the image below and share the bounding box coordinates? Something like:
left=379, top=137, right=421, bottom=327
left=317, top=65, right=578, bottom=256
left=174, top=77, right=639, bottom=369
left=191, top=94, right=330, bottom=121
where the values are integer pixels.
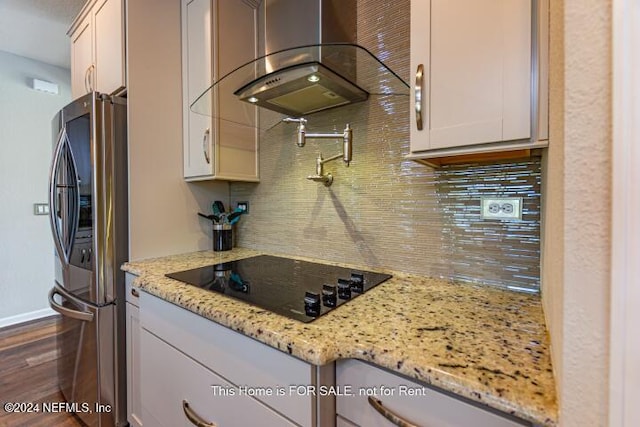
left=261, top=0, right=357, bottom=54
left=235, top=0, right=365, bottom=116
left=190, top=0, right=408, bottom=122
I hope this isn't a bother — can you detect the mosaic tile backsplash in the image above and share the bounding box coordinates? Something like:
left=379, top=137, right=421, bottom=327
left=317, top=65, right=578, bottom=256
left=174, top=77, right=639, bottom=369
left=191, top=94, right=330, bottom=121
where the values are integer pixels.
left=229, top=0, right=542, bottom=293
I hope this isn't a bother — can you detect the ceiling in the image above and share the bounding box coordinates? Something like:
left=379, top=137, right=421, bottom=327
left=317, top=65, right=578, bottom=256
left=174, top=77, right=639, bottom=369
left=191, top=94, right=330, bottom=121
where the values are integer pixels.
left=0, top=0, right=87, bottom=69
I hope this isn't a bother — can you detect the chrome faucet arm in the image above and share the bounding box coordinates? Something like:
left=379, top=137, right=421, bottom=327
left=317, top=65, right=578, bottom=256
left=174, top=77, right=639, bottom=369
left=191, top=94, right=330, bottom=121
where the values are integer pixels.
left=319, top=153, right=344, bottom=165
left=281, top=117, right=354, bottom=185
left=282, top=118, right=352, bottom=164
left=304, top=132, right=343, bottom=139
left=304, top=126, right=352, bottom=165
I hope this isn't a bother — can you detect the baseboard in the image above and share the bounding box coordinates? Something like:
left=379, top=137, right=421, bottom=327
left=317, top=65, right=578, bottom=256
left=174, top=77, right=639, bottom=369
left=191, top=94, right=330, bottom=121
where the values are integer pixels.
left=0, top=308, right=58, bottom=329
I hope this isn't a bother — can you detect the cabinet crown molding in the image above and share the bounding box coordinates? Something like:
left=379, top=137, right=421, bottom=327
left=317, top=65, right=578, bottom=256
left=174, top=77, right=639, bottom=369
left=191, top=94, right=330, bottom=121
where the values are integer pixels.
left=67, top=0, right=98, bottom=36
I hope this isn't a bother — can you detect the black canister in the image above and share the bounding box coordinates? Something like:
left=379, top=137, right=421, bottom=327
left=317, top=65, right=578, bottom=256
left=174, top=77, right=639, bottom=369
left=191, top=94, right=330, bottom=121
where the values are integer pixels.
left=213, top=223, right=233, bottom=251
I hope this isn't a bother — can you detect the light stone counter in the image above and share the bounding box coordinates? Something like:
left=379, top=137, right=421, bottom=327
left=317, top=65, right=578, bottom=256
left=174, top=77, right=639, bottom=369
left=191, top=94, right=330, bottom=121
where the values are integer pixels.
left=122, top=248, right=557, bottom=426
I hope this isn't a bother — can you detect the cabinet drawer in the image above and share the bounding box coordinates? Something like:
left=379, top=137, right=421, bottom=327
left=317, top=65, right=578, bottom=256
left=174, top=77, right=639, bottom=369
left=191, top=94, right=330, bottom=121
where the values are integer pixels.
left=337, top=360, right=525, bottom=427
left=140, top=292, right=315, bottom=426
left=337, top=415, right=358, bottom=427
left=141, top=329, right=295, bottom=427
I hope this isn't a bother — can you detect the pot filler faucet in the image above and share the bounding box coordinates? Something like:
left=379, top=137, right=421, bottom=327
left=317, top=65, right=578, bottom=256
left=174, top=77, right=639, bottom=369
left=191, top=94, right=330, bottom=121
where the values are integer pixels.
left=282, top=117, right=353, bottom=187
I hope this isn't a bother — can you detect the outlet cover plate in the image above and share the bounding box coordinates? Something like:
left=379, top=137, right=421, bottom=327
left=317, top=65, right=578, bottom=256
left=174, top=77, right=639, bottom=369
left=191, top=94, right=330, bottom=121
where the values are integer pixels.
left=481, top=197, right=523, bottom=220
left=237, top=201, right=249, bottom=214
left=33, top=203, right=50, bottom=216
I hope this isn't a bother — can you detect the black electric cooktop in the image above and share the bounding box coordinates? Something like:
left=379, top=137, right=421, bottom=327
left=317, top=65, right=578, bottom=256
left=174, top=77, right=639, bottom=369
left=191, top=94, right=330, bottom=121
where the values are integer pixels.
left=165, top=255, right=392, bottom=323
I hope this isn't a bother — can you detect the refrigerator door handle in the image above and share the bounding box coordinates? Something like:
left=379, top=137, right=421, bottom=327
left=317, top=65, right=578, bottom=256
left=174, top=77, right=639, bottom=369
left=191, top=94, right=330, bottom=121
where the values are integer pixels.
left=49, top=127, right=67, bottom=264
left=65, top=133, right=81, bottom=252
left=48, top=287, right=94, bottom=323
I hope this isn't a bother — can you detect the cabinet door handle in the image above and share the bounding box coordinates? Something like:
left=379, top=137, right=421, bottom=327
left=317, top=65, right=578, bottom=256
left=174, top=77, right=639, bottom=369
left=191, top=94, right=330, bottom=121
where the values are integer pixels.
left=88, top=65, right=95, bottom=92
left=182, top=400, right=216, bottom=427
left=85, top=65, right=95, bottom=93
left=368, top=396, right=420, bottom=427
left=131, top=288, right=139, bottom=298
left=84, top=66, right=91, bottom=93
left=203, top=128, right=211, bottom=164
left=415, top=64, right=424, bottom=131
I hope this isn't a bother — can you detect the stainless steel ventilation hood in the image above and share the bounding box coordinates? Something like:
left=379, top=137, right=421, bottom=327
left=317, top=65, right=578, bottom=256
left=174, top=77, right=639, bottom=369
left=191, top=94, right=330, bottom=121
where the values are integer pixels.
left=190, top=0, right=409, bottom=127
left=234, top=60, right=369, bottom=116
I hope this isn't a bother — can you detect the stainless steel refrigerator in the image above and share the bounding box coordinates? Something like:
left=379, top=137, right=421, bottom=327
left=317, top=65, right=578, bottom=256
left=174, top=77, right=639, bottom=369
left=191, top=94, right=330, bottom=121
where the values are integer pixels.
left=47, top=92, right=128, bottom=427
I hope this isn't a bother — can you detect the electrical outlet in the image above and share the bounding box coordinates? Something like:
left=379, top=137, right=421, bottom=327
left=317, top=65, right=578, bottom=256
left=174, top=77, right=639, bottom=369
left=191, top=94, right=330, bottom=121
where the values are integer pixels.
left=237, top=201, right=249, bottom=214
left=33, top=203, right=49, bottom=216
left=481, top=197, right=522, bottom=220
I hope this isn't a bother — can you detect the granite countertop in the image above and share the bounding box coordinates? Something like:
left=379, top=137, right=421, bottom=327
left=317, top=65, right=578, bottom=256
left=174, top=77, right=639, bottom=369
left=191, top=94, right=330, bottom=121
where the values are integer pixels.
left=123, top=248, right=557, bottom=426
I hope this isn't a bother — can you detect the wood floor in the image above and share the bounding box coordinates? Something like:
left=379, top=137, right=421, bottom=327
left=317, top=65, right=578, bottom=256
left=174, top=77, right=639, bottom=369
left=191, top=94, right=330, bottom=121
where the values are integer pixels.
left=0, top=316, right=82, bottom=427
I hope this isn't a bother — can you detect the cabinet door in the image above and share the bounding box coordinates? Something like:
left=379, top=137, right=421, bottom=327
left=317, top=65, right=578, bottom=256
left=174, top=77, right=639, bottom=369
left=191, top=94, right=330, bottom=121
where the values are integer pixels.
left=71, top=14, right=93, bottom=99
left=183, top=0, right=214, bottom=178
left=140, top=329, right=296, bottom=427
left=126, top=302, right=143, bottom=427
left=182, top=0, right=259, bottom=181
left=93, top=0, right=126, bottom=94
left=410, top=0, right=531, bottom=152
left=214, top=0, right=259, bottom=180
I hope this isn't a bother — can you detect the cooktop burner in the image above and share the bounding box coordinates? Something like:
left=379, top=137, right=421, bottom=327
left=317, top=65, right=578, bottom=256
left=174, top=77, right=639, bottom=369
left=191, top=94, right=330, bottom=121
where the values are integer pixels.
left=165, top=255, right=392, bottom=323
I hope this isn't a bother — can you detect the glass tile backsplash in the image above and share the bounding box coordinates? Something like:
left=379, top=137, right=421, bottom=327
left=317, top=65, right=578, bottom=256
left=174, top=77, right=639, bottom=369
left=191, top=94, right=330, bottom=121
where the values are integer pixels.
left=229, top=0, right=542, bottom=293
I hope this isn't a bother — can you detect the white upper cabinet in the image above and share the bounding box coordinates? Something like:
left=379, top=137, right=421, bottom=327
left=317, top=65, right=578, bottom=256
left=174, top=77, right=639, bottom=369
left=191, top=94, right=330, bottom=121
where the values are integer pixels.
left=409, top=0, right=548, bottom=166
left=93, top=0, right=126, bottom=95
left=70, top=14, right=93, bottom=100
left=182, top=0, right=259, bottom=182
left=69, top=0, right=126, bottom=99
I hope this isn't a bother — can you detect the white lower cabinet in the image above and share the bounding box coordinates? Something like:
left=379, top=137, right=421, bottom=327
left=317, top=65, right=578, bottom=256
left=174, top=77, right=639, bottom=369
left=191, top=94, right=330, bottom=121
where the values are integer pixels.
left=126, top=302, right=143, bottom=427
left=336, top=360, right=526, bottom=427
left=130, top=289, right=531, bottom=427
left=141, top=329, right=295, bottom=427
left=138, top=292, right=335, bottom=427
left=125, top=274, right=143, bottom=427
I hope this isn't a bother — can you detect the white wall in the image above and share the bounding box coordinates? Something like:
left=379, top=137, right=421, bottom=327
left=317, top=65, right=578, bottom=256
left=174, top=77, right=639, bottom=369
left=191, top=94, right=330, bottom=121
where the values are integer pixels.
left=542, top=0, right=611, bottom=425
left=0, top=51, right=71, bottom=326
left=127, top=0, right=228, bottom=260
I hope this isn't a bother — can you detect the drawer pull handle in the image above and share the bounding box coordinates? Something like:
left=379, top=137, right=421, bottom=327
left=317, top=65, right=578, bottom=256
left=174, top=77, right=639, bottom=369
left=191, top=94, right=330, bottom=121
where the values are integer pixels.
left=368, top=396, right=420, bottom=427
left=183, top=400, right=216, bottom=427
left=131, top=288, right=139, bottom=298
